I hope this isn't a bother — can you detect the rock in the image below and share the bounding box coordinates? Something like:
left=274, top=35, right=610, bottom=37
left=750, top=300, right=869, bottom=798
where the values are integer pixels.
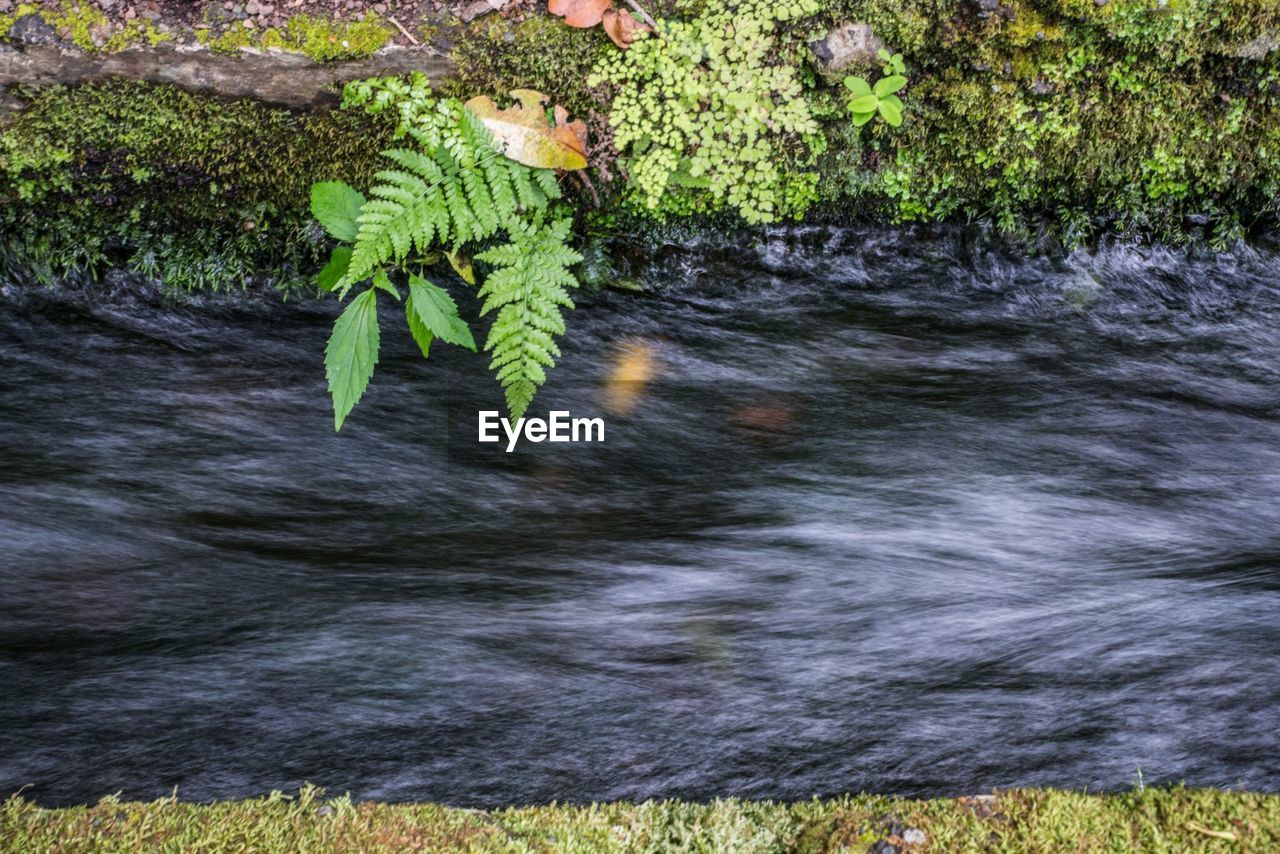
left=0, top=88, right=26, bottom=121
left=7, top=14, right=65, bottom=46
left=902, top=828, right=927, bottom=846
left=89, top=21, right=113, bottom=48
left=100, top=0, right=117, bottom=9
left=810, top=22, right=885, bottom=74
left=0, top=40, right=456, bottom=109
left=1226, top=32, right=1280, bottom=60
left=459, top=0, right=506, bottom=21
left=0, top=0, right=12, bottom=13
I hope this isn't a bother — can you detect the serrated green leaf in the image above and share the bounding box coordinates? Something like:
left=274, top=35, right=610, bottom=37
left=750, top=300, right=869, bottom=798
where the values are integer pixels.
left=843, top=76, right=872, bottom=96
left=373, top=269, right=402, bottom=301
left=408, top=274, right=476, bottom=351
left=405, top=294, right=433, bottom=359
left=311, top=182, right=365, bottom=243
left=325, top=288, right=380, bottom=432
left=874, top=75, right=908, bottom=97
left=878, top=97, right=903, bottom=127
left=317, top=246, right=351, bottom=292
left=847, top=94, right=879, bottom=114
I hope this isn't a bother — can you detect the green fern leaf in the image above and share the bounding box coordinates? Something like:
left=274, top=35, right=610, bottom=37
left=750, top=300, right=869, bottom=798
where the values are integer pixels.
left=315, top=95, right=579, bottom=421
left=325, top=288, right=381, bottom=431
left=476, top=215, right=582, bottom=419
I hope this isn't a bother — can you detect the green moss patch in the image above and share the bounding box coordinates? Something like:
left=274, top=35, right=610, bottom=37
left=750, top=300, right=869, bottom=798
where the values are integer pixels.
left=1, top=3, right=170, bottom=52
left=4, top=3, right=1280, bottom=289
left=203, top=13, right=393, bottom=61
left=0, top=81, right=395, bottom=290
left=3, top=786, right=1277, bottom=852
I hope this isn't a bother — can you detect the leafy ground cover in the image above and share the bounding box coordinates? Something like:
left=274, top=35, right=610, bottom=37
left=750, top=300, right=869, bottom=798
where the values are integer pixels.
left=3, top=786, right=1277, bottom=851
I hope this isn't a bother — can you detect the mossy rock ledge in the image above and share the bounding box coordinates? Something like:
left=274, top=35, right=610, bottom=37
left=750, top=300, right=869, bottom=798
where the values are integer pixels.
left=0, top=18, right=454, bottom=110
left=4, top=1, right=1280, bottom=292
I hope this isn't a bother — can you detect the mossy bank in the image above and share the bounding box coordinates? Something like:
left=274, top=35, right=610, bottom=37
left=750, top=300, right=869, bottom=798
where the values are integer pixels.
left=3, top=0, right=1280, bottom=291
left=4, top=786, right=1278, bottom=851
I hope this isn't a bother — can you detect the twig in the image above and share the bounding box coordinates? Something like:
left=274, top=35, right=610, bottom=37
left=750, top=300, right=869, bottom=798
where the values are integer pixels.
left=622, top=0, right=660, bottom=34
left=573, top=171, right=602, bottom=209
left=387, top=16, right=420, bottom=46
left=1186, top=822, right=1237, bottom=841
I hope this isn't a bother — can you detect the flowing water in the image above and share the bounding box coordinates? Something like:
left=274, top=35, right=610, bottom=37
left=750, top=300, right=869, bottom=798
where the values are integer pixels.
left=2, top=228, right=1279, bottom=807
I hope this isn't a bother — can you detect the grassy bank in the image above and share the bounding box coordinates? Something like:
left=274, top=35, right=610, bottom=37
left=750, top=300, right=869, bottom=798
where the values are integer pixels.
left=2, top=786, right=1277, bottom=851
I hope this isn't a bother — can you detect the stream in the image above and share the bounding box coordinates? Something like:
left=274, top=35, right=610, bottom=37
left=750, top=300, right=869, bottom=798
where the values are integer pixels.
left=2, top=227, right=1279, bottom=806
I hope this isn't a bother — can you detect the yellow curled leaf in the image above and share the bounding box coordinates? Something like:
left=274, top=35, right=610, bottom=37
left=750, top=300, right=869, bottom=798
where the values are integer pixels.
left=447, top=251, right=477, bottom=285
left=464, top=90, right=589, bottom=171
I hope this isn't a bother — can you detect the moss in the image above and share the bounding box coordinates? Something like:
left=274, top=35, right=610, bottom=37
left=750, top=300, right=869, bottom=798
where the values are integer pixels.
left=203, top=13, right=392, bottom=61
left=4, top=2, right=1280, bottom=287
left=0, top=3, right=170, bottom=52
left=2, top=786, right=1278, bottom=851
left=445, top=15, right=613, bottom=120
left=0, top=4, right=40, bottom=41
left=204, top=24, right=257, bottom=53
left=0, top=81, right=396, bottom=290
left=43, top=3, right=107, bottom=51
left=283, top=13, right=392, bottom=60
left=802, top=0, right=1280, bottom=246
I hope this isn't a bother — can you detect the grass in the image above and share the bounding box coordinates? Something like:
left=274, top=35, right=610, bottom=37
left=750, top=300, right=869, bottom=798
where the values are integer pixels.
left=2, top=786, right=1276, bottom=851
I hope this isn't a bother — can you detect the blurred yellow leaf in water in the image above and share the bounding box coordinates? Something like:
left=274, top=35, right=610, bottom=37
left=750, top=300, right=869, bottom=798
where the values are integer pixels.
left=604, top=339, right=657, bottom=416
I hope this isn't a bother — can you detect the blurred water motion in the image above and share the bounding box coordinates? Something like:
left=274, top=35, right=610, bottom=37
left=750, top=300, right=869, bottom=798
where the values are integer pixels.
left=1, top=227, right=1279, bottom=807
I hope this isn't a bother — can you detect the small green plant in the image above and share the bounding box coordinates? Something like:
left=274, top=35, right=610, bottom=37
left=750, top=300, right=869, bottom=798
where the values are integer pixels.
left=843, top=56, right=909, bottom=129
left=588, top=0, right=823, bottom=224
left=878, top=48, right=906, bottom=77
left=311, top=76, right=583, bottom=430
left=843, top=74, right=906, bottom=127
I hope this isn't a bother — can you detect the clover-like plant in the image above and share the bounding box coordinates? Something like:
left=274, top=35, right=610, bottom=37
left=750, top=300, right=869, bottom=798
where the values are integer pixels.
left=588, top=0, right=823, bottom=224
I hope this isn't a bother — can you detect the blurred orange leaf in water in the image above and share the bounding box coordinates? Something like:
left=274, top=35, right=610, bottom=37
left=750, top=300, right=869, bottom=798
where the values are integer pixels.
left=604, top=339, right=657, bottom=416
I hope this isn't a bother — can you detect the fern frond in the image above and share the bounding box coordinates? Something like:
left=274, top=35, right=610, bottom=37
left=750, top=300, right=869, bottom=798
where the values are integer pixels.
left=476, top=214, right=583, bottom=419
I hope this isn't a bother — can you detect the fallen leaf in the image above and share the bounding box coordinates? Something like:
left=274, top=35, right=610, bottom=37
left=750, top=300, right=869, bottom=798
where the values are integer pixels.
left=446, top=251, right=476, bottom=285
left=548, top=0, right=613, bottom=28
left=603, top=339, right=657, bottom=416
left=464, top=89, right=588, bottom=171
left=553, top=104, right=590, bottom=159
left=602, top=8, right=650, bottom=49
